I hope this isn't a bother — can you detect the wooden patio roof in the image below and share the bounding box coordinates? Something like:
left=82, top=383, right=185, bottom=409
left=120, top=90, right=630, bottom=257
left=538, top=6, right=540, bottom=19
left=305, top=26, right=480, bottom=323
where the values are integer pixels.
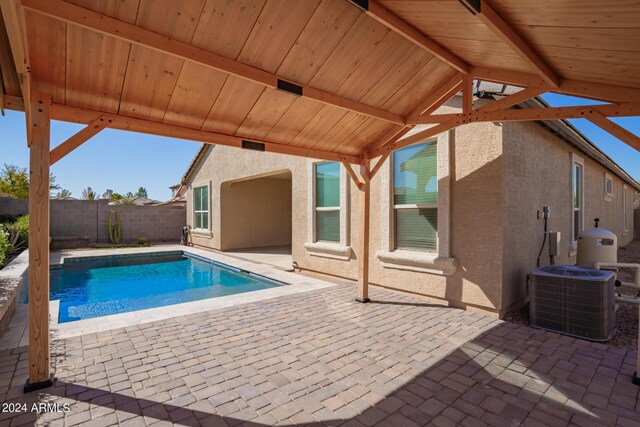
left=1, top=0, right=640, bottom=163
left=2, top=0, right=640, bottom=391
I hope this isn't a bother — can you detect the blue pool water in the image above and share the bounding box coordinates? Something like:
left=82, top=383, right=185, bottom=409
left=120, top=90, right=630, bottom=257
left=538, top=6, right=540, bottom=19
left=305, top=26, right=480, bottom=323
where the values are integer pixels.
left=48, top=253, right=283, bottom=323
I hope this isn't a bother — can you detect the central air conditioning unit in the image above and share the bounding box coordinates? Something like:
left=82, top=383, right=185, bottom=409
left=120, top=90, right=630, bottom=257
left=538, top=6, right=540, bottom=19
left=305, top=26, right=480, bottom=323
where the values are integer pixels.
left=530, top=265, right=616, bottom=341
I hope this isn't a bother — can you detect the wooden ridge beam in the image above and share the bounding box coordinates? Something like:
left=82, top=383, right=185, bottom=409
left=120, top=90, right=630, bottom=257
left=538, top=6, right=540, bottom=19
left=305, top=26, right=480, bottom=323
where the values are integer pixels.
left=587, top=112, right=640, bottom=152
left=22, top=0, right=405, bottom=126
left=472, top=67, right=640, bottom=104
left=3, top=95, right=361, bottom=164
left=50, top=116, right=111, bottom=165
left=461, top=0, right=561, bottom=88
left=475, top=87, right=548, bottom=113
left=411, top=103, right=640, bottom=124
left=350, top=0, right=470, bottom=73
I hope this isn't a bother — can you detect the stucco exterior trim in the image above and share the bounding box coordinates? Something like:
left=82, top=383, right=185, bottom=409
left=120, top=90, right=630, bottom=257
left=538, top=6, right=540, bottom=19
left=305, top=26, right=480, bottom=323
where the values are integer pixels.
left=303, top=242, right=352, bottom=261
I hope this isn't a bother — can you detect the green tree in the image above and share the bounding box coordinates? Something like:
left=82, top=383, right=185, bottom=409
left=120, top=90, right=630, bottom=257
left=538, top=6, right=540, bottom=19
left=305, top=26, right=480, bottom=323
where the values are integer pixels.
left=0, top=164, right=60, bottom=198
left=125, top=192, right=135, bottom=198
left=136, top=187, right=148, bottom=198
left=82, top=187, right=97, bottom=200
left=55, top=189, right=72, bottom=199
left=109, top=193, right=135, bottom=205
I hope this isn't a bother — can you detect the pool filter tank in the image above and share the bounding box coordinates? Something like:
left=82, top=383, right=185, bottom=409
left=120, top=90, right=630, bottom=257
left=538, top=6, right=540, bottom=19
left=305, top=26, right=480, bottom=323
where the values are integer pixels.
left=576, top=218, right=617, bottom=269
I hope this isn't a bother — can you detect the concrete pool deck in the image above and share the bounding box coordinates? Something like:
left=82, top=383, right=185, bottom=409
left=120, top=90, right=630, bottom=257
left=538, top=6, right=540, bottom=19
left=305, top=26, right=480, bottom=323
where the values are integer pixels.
left=1, top=245, right=336, bottom=342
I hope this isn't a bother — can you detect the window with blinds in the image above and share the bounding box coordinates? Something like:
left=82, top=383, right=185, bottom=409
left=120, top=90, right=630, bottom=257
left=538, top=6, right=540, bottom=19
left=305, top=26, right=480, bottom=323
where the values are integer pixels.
left=392, top=142, right=438, bottom=252
left=315, top=162, right=340, bottom=242
left=193, top=185, right=209, bottom=230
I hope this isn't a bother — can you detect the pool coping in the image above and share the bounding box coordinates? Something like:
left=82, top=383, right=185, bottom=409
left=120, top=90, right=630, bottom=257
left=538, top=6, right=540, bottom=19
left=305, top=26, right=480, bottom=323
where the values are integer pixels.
left=50, top=245, right=339, bottom=338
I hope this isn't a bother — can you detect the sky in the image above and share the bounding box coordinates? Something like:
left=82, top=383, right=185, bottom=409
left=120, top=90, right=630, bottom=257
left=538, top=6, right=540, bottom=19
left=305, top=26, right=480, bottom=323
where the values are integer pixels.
left=1, top=94, right=639, bottom=201
left=0, top=110, right=202, bottom=201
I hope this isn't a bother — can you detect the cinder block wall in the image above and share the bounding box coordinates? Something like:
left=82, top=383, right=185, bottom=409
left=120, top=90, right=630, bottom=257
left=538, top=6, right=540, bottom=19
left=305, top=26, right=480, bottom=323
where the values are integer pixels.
left=0, top=198, right=185, bottom=244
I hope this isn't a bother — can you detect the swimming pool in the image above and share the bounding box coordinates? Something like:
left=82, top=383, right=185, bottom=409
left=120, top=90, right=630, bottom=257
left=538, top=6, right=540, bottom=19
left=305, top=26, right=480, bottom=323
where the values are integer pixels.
left=47, top=252, right=284, bottom=323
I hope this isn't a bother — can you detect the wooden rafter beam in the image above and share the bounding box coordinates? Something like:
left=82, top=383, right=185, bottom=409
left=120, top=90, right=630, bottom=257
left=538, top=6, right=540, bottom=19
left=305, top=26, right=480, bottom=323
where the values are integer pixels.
left=3, top=95, right=361, bottom=164
left=472, top=67, right=640, bottom=104
left=475, top=86, right=548, bottom=113
left=1, top=0, right=32, bottom=140
left=461, top=0, right=561, bottom=88
left=349, top=0, right=470, bottom=73
left=369, top=117, right=465, bottom=158
left=50, top=116, right=111, bottom=165
left=411, top=103, right=640, bottom=125
left=586, top=112, right=640, bottom=152
left=407, top=72, right=464, bottom=122
left=22, top=0, right=405, bottom=126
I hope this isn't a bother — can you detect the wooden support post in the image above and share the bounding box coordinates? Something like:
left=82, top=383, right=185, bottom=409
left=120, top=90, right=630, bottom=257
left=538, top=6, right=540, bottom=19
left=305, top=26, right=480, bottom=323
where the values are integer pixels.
left=636, top=306, right=640, bottom=385
left=24, top=92, right=52, bottom=392
left=463, top=74, right=473, bottom=115
left=356, top=163, right=371, bottom=303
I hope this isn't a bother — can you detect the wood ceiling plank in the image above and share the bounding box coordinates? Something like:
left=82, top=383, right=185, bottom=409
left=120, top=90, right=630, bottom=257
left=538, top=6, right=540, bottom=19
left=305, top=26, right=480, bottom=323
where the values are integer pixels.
left=264, top=97, right=324, bottom=145
left=118, top=0, right=206, bottom=120
left=511, top=25, right=640, bottom=53
left=276, top=0, right=361, bottom=85
left=236, top=0, right=321, bottom=74
left=235, top=88, right=298, bottom=141
left=292, top=105, right=349, bottom=149
left=489, top=0, right=640, bottom=28
left=64, top=26, right=130, bottom=113
left=66, top=0, right=140, bottom=23
left=169, top=0, right=264, bottom=130
left=312, top=111, right=367, bottom=151
left=307, top=13, right=390, bottom=94
left=382, top=60, right=452, bottom=116
left=235, top=0, right=359, bottom=142
left=465, top=0, right=561, bottom=87
left=332, top=117, right=391, bottom=154
left=0, top=9, right=21, bottom=97
left=25, top=11, right=65, bottom=103
left=363, top=0, right=470, bottom=73
left=331, top=32, right=420, bottom=109
left=201, top=76, right=265, bottom=135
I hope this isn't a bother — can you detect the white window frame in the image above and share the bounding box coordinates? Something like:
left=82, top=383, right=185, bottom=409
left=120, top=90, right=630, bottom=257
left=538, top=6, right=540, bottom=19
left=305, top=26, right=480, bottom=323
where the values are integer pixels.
left=571, top=154, right=585, bottom=249
left=191, top=180, right=212, bottom=236
left=604, top=172, right=614, bottom=202
left=391, top=145, right=439, bottom=253
left=304, top=161, right=351, bottom=260
left=376, top=130, right=457, bottom=276
left=623, top=184, right=628, bottom=234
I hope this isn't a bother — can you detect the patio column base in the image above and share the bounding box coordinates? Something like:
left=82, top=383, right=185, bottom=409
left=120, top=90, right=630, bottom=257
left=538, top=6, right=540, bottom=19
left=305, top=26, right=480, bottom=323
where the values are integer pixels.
left=355, top=297, right=370, bottom=303
left=633, top=372, right=640, bottom=386
left=24, top=376, right=55, bottom=393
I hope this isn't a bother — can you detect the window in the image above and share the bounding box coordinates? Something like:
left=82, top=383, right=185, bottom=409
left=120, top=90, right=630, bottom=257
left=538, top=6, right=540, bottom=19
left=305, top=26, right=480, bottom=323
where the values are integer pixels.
left=392, top=142, right=438, bottom=252
left=604, top=173, right=614, bottom=201
left=623, top=185, right=628, bottom=231
left=572, top=159, right=584, bottom=243
left=314, top=162, right=340, bottom=243
left=193, top=185, right=209, bottom=230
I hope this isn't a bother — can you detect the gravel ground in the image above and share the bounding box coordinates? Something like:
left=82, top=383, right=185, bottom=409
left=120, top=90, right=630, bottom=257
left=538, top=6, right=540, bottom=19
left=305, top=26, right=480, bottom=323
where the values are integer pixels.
left=505, top=240, right=639, bottom=351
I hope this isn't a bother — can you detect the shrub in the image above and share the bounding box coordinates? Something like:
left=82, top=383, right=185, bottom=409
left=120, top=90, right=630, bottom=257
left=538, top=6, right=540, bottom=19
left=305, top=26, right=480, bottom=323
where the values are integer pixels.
left=137, top=237, right=148, bottom=246
left=5, top=215, right=28, bottom=250
left=0, top=228, right=10, bottom=266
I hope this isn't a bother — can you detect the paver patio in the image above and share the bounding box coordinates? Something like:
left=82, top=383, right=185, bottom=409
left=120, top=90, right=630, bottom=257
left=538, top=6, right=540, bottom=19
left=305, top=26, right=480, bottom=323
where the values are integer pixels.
left=0, top=283, right=638, bottom=426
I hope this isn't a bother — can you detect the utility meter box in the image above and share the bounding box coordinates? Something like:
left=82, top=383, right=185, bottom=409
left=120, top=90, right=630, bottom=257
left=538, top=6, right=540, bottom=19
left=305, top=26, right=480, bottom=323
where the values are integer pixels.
left=530, top=265, right=616, bottom=341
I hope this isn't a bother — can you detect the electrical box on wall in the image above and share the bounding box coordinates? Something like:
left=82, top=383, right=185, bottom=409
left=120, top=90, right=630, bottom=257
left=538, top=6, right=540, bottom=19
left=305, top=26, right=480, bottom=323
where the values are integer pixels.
left=548, top=231, right=561, bottom=257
